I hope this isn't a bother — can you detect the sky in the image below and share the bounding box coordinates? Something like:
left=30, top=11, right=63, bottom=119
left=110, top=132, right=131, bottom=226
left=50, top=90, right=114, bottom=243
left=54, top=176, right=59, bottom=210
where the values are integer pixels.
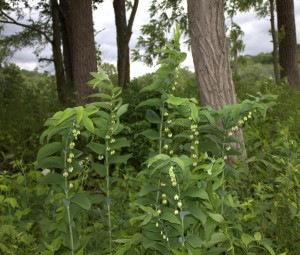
left=6, top=0, right=300, bottom=78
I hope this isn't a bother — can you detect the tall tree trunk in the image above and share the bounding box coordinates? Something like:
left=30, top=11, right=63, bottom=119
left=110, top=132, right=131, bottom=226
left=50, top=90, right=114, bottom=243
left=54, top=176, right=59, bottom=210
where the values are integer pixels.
left=269, top=0, right=280, bottom=86
left=51, top=0, right=68, bottom=105
left=276, top=0, right=300, bottom=89
left=66, top=0, right=97, bottom=104
left=113, top=0, right=139, bottom=88
left=187, top=0, right=246, bottom=159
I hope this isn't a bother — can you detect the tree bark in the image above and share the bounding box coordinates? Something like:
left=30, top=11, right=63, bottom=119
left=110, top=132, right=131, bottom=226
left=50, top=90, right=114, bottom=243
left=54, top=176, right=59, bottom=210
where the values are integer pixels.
left=51, top=0, right=68, bottom=105
left=113, top=0, right=139, bottom=88
left=187, top=0, right=246, bottom=160
left=65, top=0, right=97, bottom=104
left=187, top=0, right=237, bottom=109
left=269, top=0, right=280, bottom=86
left=276, top=0, right=300, bottom=89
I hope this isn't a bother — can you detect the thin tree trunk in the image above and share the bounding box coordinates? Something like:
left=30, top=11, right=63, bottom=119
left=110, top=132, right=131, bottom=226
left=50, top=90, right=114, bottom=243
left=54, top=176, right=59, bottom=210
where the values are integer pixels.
left=276, top=0, right=300, bottom=89
left=187, top=0, right=246, bottom=160
left=113, top=0, right=139, bottom=88
left=59, top=0, right=74, bottom=101
left=51, top=0, right=68, bottom=105
left=269, top=0, right=280, bottom=86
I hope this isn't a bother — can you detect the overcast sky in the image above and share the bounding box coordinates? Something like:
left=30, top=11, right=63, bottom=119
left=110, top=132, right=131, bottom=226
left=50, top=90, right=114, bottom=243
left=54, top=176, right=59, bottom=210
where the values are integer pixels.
left=7, top=0, right=300, bottom=78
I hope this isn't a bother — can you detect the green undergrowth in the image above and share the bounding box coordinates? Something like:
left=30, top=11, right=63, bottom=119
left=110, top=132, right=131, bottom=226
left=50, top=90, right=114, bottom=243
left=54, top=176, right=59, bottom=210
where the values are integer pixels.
left=1, top=29, right=300, bottom=255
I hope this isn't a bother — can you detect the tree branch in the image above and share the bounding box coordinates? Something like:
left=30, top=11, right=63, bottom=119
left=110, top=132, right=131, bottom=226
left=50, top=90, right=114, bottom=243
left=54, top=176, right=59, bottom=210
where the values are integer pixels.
left=126, top=0, right=139, bottom=42
left=38, top=57, right=54, bottom=63
left=0, top=10, right=52, bottom=43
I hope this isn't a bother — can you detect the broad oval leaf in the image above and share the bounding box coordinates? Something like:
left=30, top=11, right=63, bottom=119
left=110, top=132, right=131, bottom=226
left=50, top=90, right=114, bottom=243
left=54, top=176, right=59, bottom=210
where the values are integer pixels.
left=70, top=193, right=91, bottom=210
left=186, top=235, right=202, bottom=248
left=146, top=109, right=161, bottom=124
left=37, top=142, right=64, bottom=162
left=82, top=112, right=95, bottom=133
left=87, top=142, right=106, bottom=155
left=39, top=173, right=65, bottom=187
left=117, top=104, right=128, bottom=118
left=160, top=212, right=181, bottom=225
left=75, top=106, right=84, bottom=124
left=108, top=154, right=132, bottom=164
left=36, top=156, right=64, bottom=169
left=208, top=213, right=224, bottom=223
left=136, top=129, right=160, bottom=140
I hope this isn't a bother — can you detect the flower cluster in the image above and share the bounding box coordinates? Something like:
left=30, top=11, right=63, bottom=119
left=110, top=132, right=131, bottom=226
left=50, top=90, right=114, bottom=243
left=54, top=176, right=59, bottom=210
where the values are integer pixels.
left=189, top=119, right=200, bottom=167
left=169, top=166, right=177, bottom=187
left=162, top=111, right=175, bottom=156
left=72, top=128, right=80, bottom=140
left=238, top=111, right=252, bottom=127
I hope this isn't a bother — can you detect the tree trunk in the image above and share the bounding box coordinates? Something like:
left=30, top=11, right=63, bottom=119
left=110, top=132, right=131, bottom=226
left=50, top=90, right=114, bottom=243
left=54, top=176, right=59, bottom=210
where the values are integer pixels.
left=59, top=0, right=74, bottom=101
left=276, top=0, right=300, bottom=89
left=269, top=0, right=280, bottom=86
left=187, top=0, right=237, bottom=109
left=51, top=0, right=68, bottom=105
left=187, top=0, right=246, bottom=160
left=66, top=0, right=97, bottom=104
left=113, top=0, right=139, bottom=88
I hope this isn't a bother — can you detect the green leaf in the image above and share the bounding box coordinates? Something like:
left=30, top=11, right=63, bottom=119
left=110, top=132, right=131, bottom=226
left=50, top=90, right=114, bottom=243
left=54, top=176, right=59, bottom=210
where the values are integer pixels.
left=36, top=156, right=64, bottom=169
left=208, top=213, right=224, bottom=223
left=37, top=142, right=64, bottom=162
left=108, top=154, right=132, bottom=164
left=136, top=129, right=160, bottom=140
left=189, top=102, right=200, bottom=122
left=3, top=197, right=19, bottom=208
left=186, top=235, right=202, bottom=248
left=137, top=98, right=162, bottom=108
left=140, top=213, right=153, bottom=226
left=189, top=207, right=207, bottom=225
left=139, top=185, right=158, bottom=196
left=166, top=95, right=188, bottom=106
left=200, top=110, right=216, bottom=126
left=110, top=137, right=130, bottom=149
left=146, top=154, right=170, bottom=168
left=70, top=193, right=91, bottom=210
left=51, top=235, right=62, bottom=252
left=184, top=188, right=209, bottom=200
left=0, top=194, right=4, bottom=203
left=254, top=232, right=262, bottom=242
left=56, top=108, right=75, bottom=125
left=171, top=157, right=185, bottom=171
left=113, top=242, right=131, bottom=255
left=209, top=233, right=227, bottom=245
left=260, top=239, right=275, bottom=255
left=241, top=233, right=255, bottom=247
left=90, top=92, right=112, bottom=100
left=232, top=104, right=241, bottom=121
left=82, top=112, right=95, bottom=133
left=75, top=106, right=84, bottom=124
left=87, top=142, right=106, bottom=155
left=39, top=173, right=65, bottom=187
left=146, top=109, right=161, bottom=124
left=91, top=163, right=106, bottom=177
left=117, top=104, right=129, bottom=118
left=160, top=212, right=181, bottom=225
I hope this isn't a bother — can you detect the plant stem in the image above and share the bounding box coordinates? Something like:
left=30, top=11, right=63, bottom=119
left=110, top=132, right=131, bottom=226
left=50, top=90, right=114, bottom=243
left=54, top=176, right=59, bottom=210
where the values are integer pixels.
left=105, top=142, right=112, bottom=255
left=65, top=188, right=75, bottom=255
left=64, top=130, right=74, bottom=255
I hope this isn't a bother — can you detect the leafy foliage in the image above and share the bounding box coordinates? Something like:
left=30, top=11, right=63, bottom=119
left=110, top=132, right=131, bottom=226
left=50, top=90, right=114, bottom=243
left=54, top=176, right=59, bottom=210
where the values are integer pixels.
left=1, top=28, right=300, bottom=255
